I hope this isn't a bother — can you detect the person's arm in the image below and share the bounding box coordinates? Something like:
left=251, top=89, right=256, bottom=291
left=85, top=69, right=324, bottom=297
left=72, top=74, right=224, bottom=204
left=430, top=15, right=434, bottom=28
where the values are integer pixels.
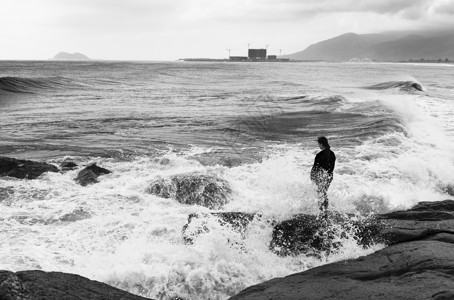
left=329, top=151, right=336, bottom=173
left=310, top=153, right=320, bottom=182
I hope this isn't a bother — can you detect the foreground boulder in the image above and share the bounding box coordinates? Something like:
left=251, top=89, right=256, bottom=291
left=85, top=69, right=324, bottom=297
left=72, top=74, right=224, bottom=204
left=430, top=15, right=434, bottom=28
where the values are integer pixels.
left=74, top=163, right=111, bottom=186
left=0, top=157, right=59, bottom=179
left=181, top=211, right=382, bottom=255
left=0, top=270, right=152, bottom=300
left=270, top=212, right=383, bottom=256
left=230, top=239, right=454, bottom=300
left=147, top=172, right=232, bottom=209
left=230, top=199, right=454, bottom=300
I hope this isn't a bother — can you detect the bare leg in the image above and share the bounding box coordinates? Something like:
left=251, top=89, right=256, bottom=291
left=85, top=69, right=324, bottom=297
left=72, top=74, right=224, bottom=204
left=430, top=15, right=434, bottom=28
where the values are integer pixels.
left=316, top=175, right=332, bottom=213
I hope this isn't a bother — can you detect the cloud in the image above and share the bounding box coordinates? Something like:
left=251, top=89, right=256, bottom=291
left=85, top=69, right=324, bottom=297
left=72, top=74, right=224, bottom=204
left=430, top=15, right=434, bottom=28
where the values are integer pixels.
left=258, top=0, right=454, bottom=21
left=1, top=0, right=453, bottom=60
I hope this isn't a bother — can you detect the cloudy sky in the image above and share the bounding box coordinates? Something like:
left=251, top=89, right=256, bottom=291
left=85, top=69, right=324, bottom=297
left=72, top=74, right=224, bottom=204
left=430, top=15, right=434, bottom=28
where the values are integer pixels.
left=1, top=0, right=453, bottom=60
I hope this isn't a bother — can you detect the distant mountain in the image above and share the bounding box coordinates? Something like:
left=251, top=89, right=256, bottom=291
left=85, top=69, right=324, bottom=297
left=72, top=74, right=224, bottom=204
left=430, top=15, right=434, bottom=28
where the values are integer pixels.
left=52, top=52, right=91, bottom=60
left=365, top=33, right=454, bottom=61
left=286, top=31, right=454, bottom=62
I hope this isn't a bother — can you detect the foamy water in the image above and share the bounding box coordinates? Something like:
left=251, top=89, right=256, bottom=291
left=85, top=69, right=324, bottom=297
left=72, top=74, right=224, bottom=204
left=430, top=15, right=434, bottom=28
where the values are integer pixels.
left=1, top=61, right=454, bottom=299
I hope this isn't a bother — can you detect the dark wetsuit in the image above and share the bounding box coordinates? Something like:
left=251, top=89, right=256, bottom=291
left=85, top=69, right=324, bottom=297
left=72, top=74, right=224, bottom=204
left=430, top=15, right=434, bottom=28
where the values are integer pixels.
left=310, top=148, right=336, bottom=211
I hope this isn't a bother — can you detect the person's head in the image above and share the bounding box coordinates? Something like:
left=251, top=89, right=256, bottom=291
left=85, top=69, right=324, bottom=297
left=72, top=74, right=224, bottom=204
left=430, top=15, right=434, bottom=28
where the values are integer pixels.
left=317, top=136, right=330, bottom=149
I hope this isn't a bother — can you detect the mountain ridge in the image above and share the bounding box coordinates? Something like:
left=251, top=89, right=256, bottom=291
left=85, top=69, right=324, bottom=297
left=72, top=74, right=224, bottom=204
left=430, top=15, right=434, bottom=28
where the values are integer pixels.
left=286, top=31, right=454, bottom=62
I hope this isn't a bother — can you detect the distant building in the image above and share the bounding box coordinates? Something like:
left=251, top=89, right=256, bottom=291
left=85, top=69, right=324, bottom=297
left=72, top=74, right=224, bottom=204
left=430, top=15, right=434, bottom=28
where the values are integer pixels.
left=229, top=56, right=249, bottom=61
left=248, top=49, right=267, bottom=60
left=267, top=55, right=277, bottom=60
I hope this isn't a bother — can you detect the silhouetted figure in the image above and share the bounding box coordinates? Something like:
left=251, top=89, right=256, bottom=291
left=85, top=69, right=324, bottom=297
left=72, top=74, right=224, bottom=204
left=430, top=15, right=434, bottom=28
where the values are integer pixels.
left=310, top=136, right=336, bottom=212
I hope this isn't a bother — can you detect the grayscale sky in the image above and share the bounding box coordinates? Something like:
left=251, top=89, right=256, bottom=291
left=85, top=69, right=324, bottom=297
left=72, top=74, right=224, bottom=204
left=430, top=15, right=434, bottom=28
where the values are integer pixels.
left=1, top=0, right=453, bottom=60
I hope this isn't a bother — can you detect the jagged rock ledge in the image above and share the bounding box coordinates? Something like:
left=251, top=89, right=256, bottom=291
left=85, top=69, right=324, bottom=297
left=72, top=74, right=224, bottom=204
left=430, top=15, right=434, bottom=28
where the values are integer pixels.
left=0, top=270, right=153, bottom=300
left=229, top=200, right=454, bottom=300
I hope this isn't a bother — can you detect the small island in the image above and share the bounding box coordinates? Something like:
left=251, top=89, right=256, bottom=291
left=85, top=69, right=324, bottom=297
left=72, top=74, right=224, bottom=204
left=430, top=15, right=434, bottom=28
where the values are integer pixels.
left=51, top=52, right=91, bottom=60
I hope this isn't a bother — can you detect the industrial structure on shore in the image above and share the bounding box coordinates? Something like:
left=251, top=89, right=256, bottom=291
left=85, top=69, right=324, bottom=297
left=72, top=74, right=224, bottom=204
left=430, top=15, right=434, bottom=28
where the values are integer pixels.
left=181, top=47, right=289, bottom=62
left=229, top=48, right=289, bottom=62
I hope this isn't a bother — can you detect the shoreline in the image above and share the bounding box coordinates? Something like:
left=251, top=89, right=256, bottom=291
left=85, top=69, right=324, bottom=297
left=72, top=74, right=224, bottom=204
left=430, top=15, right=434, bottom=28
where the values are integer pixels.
left=230, top=199, right=454, bottom=300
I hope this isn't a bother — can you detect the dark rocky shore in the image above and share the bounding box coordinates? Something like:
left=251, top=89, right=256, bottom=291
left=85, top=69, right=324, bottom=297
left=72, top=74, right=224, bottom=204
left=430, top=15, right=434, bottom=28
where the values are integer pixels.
left=2, top=200, right=452, bottom=300
left=0, top=270, right=152, bottom=300
left=230, top=200, right=454, bottom=300
left=0, top=157, right=59, bottom=179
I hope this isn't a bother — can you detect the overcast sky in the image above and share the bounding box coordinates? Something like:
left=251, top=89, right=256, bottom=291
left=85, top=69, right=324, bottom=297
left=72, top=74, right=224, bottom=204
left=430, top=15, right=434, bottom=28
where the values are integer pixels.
left=1, top=0, right=453, bottom=60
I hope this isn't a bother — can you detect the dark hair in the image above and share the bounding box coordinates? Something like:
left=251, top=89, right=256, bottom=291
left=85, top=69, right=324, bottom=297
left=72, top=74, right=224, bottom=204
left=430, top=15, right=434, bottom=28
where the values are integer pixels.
left=317, top=136, right=330, bottom=148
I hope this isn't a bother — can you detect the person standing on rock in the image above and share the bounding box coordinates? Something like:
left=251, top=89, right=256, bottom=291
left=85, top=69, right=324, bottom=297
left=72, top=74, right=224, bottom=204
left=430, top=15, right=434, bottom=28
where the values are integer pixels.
left=311, top=136, right=336, bottom=212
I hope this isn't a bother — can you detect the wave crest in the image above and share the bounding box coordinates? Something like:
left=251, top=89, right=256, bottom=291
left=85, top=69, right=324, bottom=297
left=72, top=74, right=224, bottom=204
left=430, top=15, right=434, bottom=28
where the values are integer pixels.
left=364, top=81, right=424, bottom=92
left=0, top=76, right=74, bottom=94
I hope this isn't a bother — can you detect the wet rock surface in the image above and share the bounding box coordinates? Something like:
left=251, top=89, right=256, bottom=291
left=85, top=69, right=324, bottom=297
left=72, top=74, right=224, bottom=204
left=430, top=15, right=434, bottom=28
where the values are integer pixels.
left=74, top=163, right=112, bottom=186
left=270, top=212, right=383, bottom=256
left=230, top=199, right=454, bottom=300
left=147, top=172, right=232, bottom=209
left=0, top=270, right=152, bottom=300
left=182, top=210, right=382, bottom=255
left=0, top=157, right=59, bottom=179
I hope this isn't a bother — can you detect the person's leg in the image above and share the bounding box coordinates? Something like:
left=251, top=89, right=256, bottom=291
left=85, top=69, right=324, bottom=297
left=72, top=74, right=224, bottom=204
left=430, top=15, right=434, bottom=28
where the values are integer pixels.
left=317, top=175, right=332, bottom=212
left=317, top=182, right=328, bottom=211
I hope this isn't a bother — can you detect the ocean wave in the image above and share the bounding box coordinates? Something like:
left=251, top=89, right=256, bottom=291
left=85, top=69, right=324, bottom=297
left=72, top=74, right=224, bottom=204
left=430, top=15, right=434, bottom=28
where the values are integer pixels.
left=221, top=100, right=406, bottom=143
left=364, top=81, right=424, bottom=93
left=0, top=76, right=74, bottom=94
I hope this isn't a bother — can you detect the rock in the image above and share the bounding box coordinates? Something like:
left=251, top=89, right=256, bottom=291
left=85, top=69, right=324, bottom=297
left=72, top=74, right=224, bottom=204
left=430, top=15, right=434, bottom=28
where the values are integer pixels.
left=74, top=169, right=99, bottom=186
left=181, top=211, right=382, bottom=254
left=182, top=212, right=258, bottom=244
left=230, top=239, right=454, bottom=300
left=74, top=163, right=111, bottom=186
left=230, top=199, right=454, bottom=300
left=147, top=172, right=231, bottom=209
left=59, top=208, right=91, bottom=222
left=60, top=161, right=78, bottom=171
left=270, top=212, right=384, bottom=256
left=379, top=200, right=454, bottom=245
left=0, top=157, right=59, bottom=179
left=0, top=187, right=14, bottom=202
left=0, top=270, right=152, bottom=300
left=441, top=184, right=454, bottom=197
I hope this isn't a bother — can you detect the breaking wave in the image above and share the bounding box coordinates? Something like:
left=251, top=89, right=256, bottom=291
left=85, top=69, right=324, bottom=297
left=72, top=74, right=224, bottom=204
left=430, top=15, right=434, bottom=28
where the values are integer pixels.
left=364, top=80, right=424, bottom=92
left=0, top=76, right=75, bottom=94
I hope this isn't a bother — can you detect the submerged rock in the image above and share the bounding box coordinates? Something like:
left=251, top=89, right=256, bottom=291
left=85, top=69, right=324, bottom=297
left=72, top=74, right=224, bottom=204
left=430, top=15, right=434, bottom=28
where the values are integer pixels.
left=58, top=208, right=91, bottom=222
left=74, top=163, right=111, bottom=186
left=60, top=161, right=78, bottom=171
left=147, top=172, right=232, bottom=209
left=182, top=212, right=258, bottom=244
left=0, top=270, right=152, bottom=300
left=0, top=157, right=59, bottom=179
left=0, top=187, right=14, bottom=202
left=230, top=199, right=454, bottom=300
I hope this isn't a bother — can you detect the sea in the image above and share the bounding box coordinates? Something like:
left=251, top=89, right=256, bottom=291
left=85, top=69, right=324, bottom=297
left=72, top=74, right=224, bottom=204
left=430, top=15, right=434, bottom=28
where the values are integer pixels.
left=1, top=61, right=454, bottom=299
